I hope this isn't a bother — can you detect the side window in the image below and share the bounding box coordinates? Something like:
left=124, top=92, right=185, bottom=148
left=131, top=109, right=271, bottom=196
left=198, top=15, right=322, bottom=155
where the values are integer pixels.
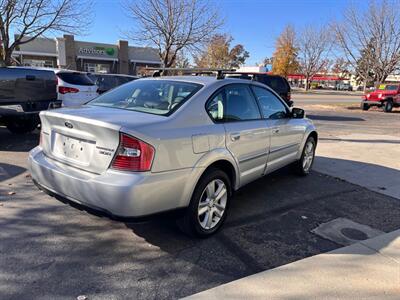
left=252, top=86, right=288, bottom=119
left=224, top=85, right=261, bottom=121
left=206, top=91, right=224, bottom=122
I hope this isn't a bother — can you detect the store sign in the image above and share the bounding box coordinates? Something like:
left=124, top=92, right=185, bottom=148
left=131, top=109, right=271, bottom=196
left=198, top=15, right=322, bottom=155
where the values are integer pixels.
left=78, top=46, right=116, bottom=57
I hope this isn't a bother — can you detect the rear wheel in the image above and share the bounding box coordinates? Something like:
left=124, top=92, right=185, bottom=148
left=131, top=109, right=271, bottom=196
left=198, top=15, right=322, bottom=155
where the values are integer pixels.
left=177, top=168, right=231, bottom=237
left=293, top=136, right=316, bottom=176
left=6, top=117, right=39, bottom=134
left=383, top=100, right=393, bottom=113
left=361, top=102, right=370, bottom=111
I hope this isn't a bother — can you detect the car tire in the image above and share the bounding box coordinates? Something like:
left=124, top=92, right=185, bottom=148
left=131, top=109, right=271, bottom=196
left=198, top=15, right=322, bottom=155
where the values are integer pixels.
left=177, top=168, right=231, bottom=238
left=6, top=117, right=39, bottom=134
left=383, top=100, right=393, bottom=113
left=361, top=102, right=370, bottom=111
left=293, top=136, right=316, bottom=176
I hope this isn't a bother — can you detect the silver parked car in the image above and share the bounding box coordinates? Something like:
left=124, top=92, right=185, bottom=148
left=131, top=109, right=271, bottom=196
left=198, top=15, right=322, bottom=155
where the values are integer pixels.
left=29, top=76, right=317, bottom=237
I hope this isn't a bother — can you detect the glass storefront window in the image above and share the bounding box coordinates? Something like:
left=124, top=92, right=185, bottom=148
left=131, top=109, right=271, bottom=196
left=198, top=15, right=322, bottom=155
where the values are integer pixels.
left=23, top=59, right=54, bottom=68
left=84, top=63, right=110, bottom=73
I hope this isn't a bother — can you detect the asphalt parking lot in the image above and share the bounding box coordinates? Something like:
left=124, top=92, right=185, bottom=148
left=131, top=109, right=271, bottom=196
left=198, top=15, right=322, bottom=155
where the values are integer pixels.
left=1, top=99, right=399, bottom=300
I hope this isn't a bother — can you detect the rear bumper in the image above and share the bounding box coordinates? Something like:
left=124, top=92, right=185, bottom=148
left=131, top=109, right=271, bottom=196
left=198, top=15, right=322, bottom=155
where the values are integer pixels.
left=28, top=147, right=193, bottom=217
left=0, top=101, right=62, bottom=116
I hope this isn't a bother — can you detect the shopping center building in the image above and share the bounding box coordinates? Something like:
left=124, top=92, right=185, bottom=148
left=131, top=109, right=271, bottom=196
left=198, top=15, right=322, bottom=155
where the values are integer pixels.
left=12, top=35, right=162, bottom=75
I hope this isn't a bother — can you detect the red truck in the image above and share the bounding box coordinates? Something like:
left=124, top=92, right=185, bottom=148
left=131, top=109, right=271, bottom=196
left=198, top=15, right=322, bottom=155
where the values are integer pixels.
left=361, top=83, right=400, bottom=112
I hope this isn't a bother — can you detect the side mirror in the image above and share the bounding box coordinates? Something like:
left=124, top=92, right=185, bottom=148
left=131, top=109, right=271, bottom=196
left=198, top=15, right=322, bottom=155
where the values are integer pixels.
left=291, top=107, right=305, bottom=119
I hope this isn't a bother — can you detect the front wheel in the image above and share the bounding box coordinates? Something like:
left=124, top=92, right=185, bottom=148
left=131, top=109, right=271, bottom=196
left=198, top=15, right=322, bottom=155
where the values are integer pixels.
left=383, top=100, right=393, bottom=113
left=361, top=102, right=370, bottom=111
left=293, top=136, right=316, bottom=176
left=177, top=168, right=231, bottom=237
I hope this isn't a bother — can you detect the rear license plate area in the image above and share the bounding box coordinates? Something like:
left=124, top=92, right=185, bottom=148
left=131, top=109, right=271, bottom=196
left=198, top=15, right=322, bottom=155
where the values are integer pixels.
left=53, top=133, right=94, bottom=164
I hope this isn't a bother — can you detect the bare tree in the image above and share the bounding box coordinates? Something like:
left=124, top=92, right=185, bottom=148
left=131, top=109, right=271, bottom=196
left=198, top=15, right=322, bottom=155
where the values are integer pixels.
left=124, top=0, right=223, bottom=69
left=332, top=0, right=400, bottom=89
left=297, top=26, right=331, bottom=90
left=0, top=0, right=92, bottom=66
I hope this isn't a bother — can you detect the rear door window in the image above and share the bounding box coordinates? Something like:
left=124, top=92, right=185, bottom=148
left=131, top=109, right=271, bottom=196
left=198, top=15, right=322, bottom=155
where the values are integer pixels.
left=225, top=84, right=261, bottom=121
left=261, top=76, right=284, bottom=91
left=57, top=72, right=94, bottom=86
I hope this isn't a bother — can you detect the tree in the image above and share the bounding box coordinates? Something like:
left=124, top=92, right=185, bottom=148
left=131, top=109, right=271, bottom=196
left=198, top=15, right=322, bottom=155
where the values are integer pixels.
left=262, top=57, right=273, bottom=66
left=194, top=34, right=249, bottom=69
left=297, top=26, right=331, bottom=90
left=125, top=0, right=222, bottom=70
left=0, top=0, right=92, bottom=66
left=272, top=25, right=299, bottom=77
left=331, top=57, right=350, bottom=76
left=173, top=51, right=191, bottom=68
left=332, top=0, right=400, bottom=90
left=354, top=39, right=377, bottom=88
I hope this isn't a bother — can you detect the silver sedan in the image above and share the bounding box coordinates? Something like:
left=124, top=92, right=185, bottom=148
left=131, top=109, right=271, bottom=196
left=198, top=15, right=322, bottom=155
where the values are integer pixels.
left=29, top=76, right=317, bottom=237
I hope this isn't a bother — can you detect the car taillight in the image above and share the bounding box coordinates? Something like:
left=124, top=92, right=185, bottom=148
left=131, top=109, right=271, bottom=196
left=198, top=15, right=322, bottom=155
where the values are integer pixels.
left=58, top=86, right=79, bottom=94
left=111, top=133, right=155, bottom=172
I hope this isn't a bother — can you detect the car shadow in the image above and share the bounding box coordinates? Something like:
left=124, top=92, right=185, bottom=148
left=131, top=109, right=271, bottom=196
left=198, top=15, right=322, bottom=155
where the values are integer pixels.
left=319, top=137, right=400, bottom=144
left=307, top=115, right=365, bottom=121
left=0, top=163, right=26, bottom=182
left=0, top=127, right=39, bottom=152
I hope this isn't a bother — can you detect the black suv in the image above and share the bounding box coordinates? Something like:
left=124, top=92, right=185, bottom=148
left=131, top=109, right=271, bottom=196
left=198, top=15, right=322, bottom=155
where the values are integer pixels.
left=226, top=73, right=292, bottom=106
left=87, top=73, right=138, bottom=94
left=0, top=67, right=61, bottom=134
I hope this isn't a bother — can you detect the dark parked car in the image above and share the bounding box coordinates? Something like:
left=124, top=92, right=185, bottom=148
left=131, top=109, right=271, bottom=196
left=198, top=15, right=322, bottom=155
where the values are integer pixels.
left=226, top=73, right=292, bottom=106
left=0, top=67, right=61, bottom=134
left=336, top=83, right=353, bottom=91
left=87, top=73, right=138, bottom=94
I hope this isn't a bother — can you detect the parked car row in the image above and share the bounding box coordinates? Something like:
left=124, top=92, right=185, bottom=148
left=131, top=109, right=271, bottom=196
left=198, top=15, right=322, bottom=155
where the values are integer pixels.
left=0, top=67, right=137, bottom=133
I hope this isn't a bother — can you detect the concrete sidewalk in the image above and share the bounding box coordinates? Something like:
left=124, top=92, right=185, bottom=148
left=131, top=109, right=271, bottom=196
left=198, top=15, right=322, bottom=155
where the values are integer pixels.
left=314, top=133, right=400, bottom=200
left=183, top=230, right=400, bottom=300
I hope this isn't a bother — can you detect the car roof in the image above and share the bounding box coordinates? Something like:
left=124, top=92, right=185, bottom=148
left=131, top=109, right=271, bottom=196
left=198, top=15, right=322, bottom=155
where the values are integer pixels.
left=88, top=73, right=138, bottom=78
left=139, top=75, right=258, bottom=86
left=6, top=66, right=89, bottom=74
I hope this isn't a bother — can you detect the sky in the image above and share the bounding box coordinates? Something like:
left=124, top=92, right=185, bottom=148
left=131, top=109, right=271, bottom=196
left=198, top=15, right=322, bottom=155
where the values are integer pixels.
left=75, top=0, right=367, bottom=66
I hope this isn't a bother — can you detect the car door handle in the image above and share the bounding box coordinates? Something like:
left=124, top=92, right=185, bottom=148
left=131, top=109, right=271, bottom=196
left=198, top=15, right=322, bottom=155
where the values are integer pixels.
left=230, top=133, right=241, bottom=141
left=272, top=127, right=280, bottom=134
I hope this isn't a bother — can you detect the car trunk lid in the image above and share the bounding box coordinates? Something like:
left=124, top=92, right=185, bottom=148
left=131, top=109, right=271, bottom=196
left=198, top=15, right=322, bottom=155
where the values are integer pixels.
left=39, top=105, right=165, bottom=174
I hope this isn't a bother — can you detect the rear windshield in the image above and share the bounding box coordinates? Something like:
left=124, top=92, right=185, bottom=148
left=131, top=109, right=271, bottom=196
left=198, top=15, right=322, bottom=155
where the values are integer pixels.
left=57, top=72, right=94, bottom=86
left=89, top=79, right=202, bottom=116
left=261, top=76, right=289, bottom=91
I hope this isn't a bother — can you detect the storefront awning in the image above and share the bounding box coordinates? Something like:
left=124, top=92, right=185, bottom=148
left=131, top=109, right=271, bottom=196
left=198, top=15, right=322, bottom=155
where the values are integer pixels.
left=130, top=59, right=162, bottom=64
left=288, top=74, right=348, bottom=81
left=12, top=50, right=58, bottom=57
left=76, top=55, right=118, bottom=61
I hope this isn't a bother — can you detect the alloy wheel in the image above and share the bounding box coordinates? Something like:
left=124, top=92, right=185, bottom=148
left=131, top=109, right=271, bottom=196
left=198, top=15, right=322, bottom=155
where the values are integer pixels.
left=197, top=179, right=227, bottom=230
left=302, top=140, right=315, bottom=172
